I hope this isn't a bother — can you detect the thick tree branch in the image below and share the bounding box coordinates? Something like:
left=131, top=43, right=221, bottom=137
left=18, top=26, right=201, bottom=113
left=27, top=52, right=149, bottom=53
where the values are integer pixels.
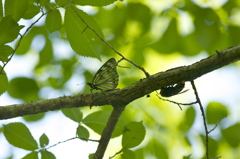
left=0, top=45, right=240, bottom=120
left=93, top=105, right=125, bottom=159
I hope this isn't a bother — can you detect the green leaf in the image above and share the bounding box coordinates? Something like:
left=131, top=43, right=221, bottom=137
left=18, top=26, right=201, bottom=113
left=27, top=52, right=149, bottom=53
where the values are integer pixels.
left=65, top=6, right=104, bottom=60
left=46, top=9, right=62, bottom=33
left=146, top=139, right=169, bottom=159
left=8, top=77, right=40, bottom=101
left=61, top=58, right=77, bottom=84
left=88, top=153, right=94, bottom=159
left=73, top=0, right=119, bottom=6
left=55, top=0, right=68, bottom=6
left=179, top=106, right=196, bottom=131
left=0, top=0, right=3, bottom=17
left=40, top=133, right=49, bottom=148
left=37, top=0, right=50, bottom=6
left=16, top=26, right=48, bottom=55
left=61, top=108, right=83, bottom=123
left=222, top=124, right=240, bottom=148
left=3, top=122, right=38, bottom=150
left=0, top=45, right=13, bottom=61
left=4, top=0, right=28, bottom=22
left=48, top=77, right=63, bottom=89
left=206, top=102, right=228, bottom=124
left=0, top=68, right=8, bottom=96
left=0, top=16, right=24, bottom=45
left=22, top=151, right=38, bottom=159
left=41, top=150, right=56, bottom=159
left=38, top=38, right=53, bottom=66
left=200, top=135, right=218, bottom=158
left=121, top=149, right=135, bottom=159
left=133, top=148, right=144, bottom=159
left=183, top=154, right=192, bottom=159
left=122, top=121, right=146, bottom=149
left=23, top=113, right=45, bottom=122
left=22, top=4, right=40, bottom=19
left=77, top=125, right=89, bottom=139
left=82, top=110, right=126, bottom=138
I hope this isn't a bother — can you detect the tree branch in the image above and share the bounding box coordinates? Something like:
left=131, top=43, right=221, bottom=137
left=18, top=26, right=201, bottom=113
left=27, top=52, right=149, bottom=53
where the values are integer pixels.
left=93, top=105, right=125, bottom=159
left=191, top=80, right=209, bottom=159
left=0, top=45, right=240, bottom=120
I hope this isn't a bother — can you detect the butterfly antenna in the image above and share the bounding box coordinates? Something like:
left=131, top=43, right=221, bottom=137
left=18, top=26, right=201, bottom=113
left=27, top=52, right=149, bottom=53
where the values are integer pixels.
left=78, top=84, right=87, bottom=95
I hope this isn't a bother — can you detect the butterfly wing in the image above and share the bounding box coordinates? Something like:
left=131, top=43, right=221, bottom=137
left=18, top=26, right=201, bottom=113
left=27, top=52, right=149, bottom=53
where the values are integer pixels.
left=88, top=58, right=119, bottom=91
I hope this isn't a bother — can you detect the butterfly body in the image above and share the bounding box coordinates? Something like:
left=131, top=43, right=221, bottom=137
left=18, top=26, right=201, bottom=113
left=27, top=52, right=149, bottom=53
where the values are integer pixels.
left=87, top=58, right=119, bottom=92
left=160, top=81, right=186, bottom=97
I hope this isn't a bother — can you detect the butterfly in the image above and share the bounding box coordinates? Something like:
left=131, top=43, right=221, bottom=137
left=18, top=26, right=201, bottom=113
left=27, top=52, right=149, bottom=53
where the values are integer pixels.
left=160, top=81, right=188, bottom=97
left=87, top=58, right=119, bottom=92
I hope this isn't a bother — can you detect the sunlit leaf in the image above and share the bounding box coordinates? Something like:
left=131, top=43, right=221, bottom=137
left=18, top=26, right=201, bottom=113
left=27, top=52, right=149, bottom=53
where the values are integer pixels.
left=61, top=108, right=83, bottom=123
left=146, top=139, right=169, bottom=159
left=89, top=153, right=94, bottom=159
left=46, top=9, right=62, bottom=33
left=0, top=68, right=8, bottom=96
left=179, top=106, right=196, bottom=131
left=4, top=0, right=28, bottom=21
left=122, top=121, right=145, bottom=148
left=8, top=77, right=40, bottom=101
left=0, top=45, right=13, bottom=61
left=22, top=4, right=40, bottom=19
left=134, top=148, right=144, bottom=159
left=38, top=38, right=53, bottom=66
left=23, top=113, right=45, bottom=122
left=3, top=122, right=38, bottom=150
left=0, top=1, right=2, bottom=17
left=77, top=125, right=89, bottom=139
left=40, top=133, right=49, bottom=148
left=73, top=0, right=119, bottom=6
left=82, top=110, right=126, bottom=138
left=222, top=124, right=240, bottom=148
left=55, top=0, right=68, bottom=6
left=22, top=151, right=38, bottom=159
left=121, top=149, right=135, bottom=159
left=65, top=6, right=104, bottom=59
left=16, top=26, right=48, bottom=55
left=183, top=154, right=192, bottom=159
left=0, top=16, right=23, bottom=45
left=206, top=102, right=228, bottom=124
left=41, top=150, right=56, bottom=159
left=38, top=0, right=51, bottom=6
left=200, top=135, right=218, bottom=158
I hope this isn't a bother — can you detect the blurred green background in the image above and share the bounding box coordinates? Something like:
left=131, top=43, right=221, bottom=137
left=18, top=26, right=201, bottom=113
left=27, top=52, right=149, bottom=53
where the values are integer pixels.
left=1, top=0, right=240, bottom=159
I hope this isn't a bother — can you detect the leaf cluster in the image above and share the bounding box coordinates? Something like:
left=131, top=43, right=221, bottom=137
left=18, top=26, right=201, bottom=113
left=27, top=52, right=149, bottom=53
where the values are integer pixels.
left=1, top=0, right=240, bottom=159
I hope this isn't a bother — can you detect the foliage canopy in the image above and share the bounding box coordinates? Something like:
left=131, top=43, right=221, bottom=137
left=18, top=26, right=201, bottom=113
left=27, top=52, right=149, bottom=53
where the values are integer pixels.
left=1, top=0, right=240, bottom=159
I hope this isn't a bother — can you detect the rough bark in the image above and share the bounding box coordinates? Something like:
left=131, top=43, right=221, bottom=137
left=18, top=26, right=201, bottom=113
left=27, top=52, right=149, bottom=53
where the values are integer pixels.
left=0, top=45, right=240, bottom=120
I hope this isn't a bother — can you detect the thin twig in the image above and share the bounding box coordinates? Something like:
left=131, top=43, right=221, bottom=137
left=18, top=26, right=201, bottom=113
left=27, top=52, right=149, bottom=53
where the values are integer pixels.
left=190, top=80, right=209, bottom=159
left=69, top=4, right=150, bottom=77
left=208, top=118, right=223, bottom=134
left=38, top=136, right=98, bottom=151
left=109, top=149, right=123, bottom=159
left=156, top=92, right=197, bottom=110
left=0, top=4, right=68, bottom=74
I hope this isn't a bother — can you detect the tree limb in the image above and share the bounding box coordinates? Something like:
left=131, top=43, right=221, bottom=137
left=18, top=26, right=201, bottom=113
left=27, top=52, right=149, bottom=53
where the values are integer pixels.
left=0, top=45, right=240, bottom=120
left=93, top=105, right=125, bottom=159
